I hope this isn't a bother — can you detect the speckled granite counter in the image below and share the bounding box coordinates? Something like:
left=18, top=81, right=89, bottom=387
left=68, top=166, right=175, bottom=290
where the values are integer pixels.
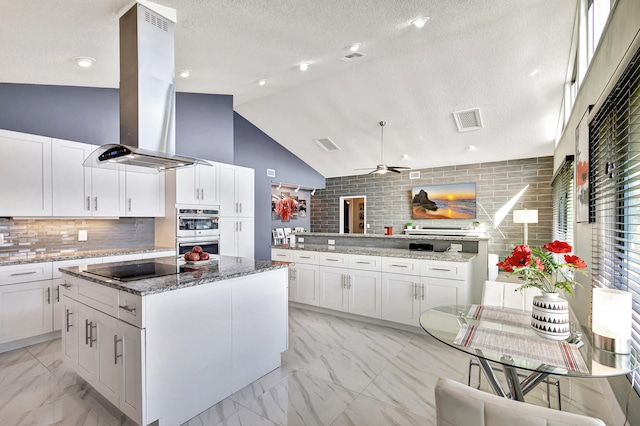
left=273, top=244, right=476, bottom=263
left=293, top=232, right=489, bottom=242
left=0, top=247, right=175, bottom=266
left=60, top=256, right=290, bottom=296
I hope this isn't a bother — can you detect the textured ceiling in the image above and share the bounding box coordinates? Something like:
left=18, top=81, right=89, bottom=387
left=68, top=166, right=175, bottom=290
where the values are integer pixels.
left=1, top=0, right=578, bottom=178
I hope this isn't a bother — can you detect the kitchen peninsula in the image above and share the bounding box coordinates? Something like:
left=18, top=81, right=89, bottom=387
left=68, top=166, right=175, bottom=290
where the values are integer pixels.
left=59, top=256, right=289, bottom=426
left=272, top=232, right=487, bottom=327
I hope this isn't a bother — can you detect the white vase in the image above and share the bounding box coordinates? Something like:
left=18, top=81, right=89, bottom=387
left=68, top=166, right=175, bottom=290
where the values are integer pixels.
left=531, top=292, right=571, bottom=340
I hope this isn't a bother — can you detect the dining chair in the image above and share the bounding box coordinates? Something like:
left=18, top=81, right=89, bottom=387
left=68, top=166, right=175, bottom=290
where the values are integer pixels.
left=435, top=377, right=605, bottom=426
left=467, top=280, right=562, bottom=409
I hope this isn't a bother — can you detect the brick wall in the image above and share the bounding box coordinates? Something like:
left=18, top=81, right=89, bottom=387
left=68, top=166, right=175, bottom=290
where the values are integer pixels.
left=310, top=156, right=553, bottom=258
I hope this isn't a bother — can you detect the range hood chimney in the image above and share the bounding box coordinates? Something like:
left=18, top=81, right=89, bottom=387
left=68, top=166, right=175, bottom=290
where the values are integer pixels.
left=85, top=0, right=203, bottom=172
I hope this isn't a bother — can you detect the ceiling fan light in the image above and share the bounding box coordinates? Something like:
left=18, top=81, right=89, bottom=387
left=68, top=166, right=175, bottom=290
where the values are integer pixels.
left=299, top=63, right=309, bottom=71
left=347, top=42, right=362, bottom=52
left=412, top=17, right=429, bottom=28
left=73, top=56, right=95, bottom=68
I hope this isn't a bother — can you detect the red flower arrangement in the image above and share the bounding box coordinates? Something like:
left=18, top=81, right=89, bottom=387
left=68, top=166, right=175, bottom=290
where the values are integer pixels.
left=497, top=240, right=587, bottom=295
left=275, top=197, right=296, bottom=221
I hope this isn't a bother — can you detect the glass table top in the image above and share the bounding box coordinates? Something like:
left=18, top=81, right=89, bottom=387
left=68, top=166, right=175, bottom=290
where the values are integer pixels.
left=419, top=305, right=639, bottom=378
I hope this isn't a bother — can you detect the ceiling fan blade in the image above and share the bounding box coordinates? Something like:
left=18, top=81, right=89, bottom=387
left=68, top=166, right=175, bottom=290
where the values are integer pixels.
left=388, top=168, right=402, bottom=173
left=387, top=166, right=410, bottom=170
left=354, top=167, right=375, bottom=171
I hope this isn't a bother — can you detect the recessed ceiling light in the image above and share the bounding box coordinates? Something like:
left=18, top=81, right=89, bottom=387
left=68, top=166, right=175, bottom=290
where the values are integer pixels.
left=466, top=145, right=476, bottom=151
left=73, top=56, right=95, bottom=68
left=411, top=17, right=430, bottom=28
left=257, top=79, right=267, bottom=86
left=530, top=69, right=540, bottom=77
left=347, top=42, right=362, bottom=52
left=299, top=63, right=309, bottom=71
left=178, top=69, right=192, bottom=78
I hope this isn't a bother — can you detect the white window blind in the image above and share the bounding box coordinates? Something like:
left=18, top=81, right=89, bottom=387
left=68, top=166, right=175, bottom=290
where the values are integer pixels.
left=589, top=45, right=640, bottom=394
left=552, top=157, right=574, bottom=245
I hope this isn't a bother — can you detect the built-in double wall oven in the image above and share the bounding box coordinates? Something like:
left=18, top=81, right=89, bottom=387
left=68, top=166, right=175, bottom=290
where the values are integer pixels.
left=176, top=207, right=220, bottom=258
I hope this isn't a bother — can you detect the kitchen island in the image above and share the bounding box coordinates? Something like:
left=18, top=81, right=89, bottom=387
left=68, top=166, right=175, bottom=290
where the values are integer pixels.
left=59, top=256, right=289, bottom=426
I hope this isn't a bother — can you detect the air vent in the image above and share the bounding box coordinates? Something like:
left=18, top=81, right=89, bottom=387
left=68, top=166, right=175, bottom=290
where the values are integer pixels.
left=266, top=168, right=276, bottom=177
left=409, top=171, right=421, bottom=179
left=453, top=108, right=483, bottom=132
left=339, top=52, right=367, bottom=62
left=145, top=10, right=168, bottom=31
left=314, top=137, right=341, bottom=152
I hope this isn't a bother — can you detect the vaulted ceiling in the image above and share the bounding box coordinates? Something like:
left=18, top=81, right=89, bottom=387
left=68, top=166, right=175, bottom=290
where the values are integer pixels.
left=1, top=0, right=577, bottom=177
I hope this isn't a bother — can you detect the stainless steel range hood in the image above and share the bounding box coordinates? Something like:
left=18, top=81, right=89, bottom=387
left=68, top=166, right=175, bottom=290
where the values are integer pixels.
left=85, top=0, right=204, bottom=172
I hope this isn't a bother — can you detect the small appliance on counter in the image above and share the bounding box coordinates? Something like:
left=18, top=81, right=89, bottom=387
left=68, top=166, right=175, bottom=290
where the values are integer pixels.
left=384, top=226, right=393, bottom=235
left=409, top=242, right=434, bottom=251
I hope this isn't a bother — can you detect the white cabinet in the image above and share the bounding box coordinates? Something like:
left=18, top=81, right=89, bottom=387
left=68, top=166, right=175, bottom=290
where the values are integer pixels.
left=0, top=262, right=54, bottom=344
left=52, top=139, right=125, bottom=217
left=116, top=319, right=144, bottom=423
left=220, top=164, right=254, bottom=218
left=381, top=273, right=422, bottom=326
left=0, top=129, right=52, bottom=216
left=220, top=217, right=254, bottom=258
left=176, top=162, right=219, bottom=206
left=52, top=257, right=103, bottom=331
left=271, top=248, right=292, bottom=262
left=319, top=253, right=382, bottom=318
left=289, top=251, right=320, bottom=306
left=61, top=295, right=76, bottom=365
left=125, top=168, right=165, bottom=217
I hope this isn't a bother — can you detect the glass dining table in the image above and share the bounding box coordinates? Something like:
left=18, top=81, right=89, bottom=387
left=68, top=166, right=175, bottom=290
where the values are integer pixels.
left=419, top=305, right=639, bottom=402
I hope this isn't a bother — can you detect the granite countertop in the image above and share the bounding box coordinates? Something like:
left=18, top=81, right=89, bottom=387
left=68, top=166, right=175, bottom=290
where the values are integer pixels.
left=273, top=244, right=476, bottom=263
left=0, top=247, right=176, bottom=267
left=59, top=256, right=290, bottom=296
left=292, top=232, right=490, bottom=241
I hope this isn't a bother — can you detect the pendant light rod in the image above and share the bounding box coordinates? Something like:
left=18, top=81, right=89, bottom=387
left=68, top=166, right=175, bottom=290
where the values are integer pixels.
left=271, top=181, right=323, bottom=192
left=379, top=120, right=386, bottom=164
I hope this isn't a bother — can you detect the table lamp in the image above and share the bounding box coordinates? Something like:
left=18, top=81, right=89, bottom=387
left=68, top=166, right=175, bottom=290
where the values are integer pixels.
left=513, top=209, right=538, bottom=245
left=592, top=287, right=632, bottom=354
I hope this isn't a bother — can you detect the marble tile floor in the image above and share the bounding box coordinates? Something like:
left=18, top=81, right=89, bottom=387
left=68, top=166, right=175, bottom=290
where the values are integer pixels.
left=0, top=306, right=618, bottom=425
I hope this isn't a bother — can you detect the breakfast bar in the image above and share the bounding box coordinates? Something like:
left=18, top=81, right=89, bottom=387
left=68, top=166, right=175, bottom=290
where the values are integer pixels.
left=59, top=256, right=289, bottom=426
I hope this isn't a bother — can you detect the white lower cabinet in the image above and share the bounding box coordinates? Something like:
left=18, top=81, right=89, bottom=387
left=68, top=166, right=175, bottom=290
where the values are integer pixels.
left=288, top=251, right=320, bottom=306
left=381, top=273, right=422, bottom=326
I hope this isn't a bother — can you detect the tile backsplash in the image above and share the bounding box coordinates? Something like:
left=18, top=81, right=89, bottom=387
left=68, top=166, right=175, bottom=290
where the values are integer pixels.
left=0, top=217, right=155, bottom=260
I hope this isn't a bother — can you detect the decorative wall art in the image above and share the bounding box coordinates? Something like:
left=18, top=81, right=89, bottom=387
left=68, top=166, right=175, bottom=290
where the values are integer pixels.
left=575, top=108, right=591, bottom=223
left=411, top=183, right=477, bottom=219
left=271, top=186, right=308, bottom=222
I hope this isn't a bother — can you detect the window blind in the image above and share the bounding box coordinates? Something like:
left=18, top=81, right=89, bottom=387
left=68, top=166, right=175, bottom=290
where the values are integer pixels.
left=589, top=45, right=640, bottom=394
left=552, top=157, right=574, bottom=245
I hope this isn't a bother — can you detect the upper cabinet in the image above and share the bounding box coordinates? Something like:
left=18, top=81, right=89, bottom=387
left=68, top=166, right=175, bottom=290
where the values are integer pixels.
left=125, top=168, right=165, bottom=217
left=175, top=162, right=220, bottom=206
left=52, top=139, right=125, bottom=217
left=220, top=164, right=254, bottom=218
left=0, top=129, right=52, bottom=216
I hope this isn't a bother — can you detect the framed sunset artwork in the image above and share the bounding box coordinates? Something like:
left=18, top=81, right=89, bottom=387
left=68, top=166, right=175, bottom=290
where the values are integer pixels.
left=411, top=183, right=476, bottom=219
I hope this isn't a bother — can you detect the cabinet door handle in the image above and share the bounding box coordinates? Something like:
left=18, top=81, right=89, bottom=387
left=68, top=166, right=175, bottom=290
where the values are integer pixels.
left=412, top=283, right=417, bottom=300
left=128, top=198, right=132, bottom=211
left=341, top=274, right=346, bottom=289
left=391, top=264, right=408, bottom=268
left=10, top=271, right=36, bottom=276
left=421, top=284, right=425, bottom=300
left=86, top=196, right=91, bottom=211
left=201, top=188, right=204, bottom=200
left=66, top=309, right=72, bottom=332
left=235, top=202, right=239, bottom=213
left=94, top=196, right=98, bottom=211
left=239, top=202, right=242, bottom=213
left=119, top=305, right=136, bottom=314
left=46, top=287, right=51, bottom=304
left=348, top=275, right=352, bottom=289
left=114, top=335, right=123, bottom=365
left=89, top=322, right=97, bottom=348
left=196, top=188, right=200, bottom=200
left=85, top=319, right=91, bottom=345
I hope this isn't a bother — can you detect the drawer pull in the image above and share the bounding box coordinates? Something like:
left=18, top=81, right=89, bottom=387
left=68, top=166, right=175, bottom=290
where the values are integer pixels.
left=114, top=335, right=123, bottom=365
left=391, top=264, right=409, bottom=268
left=355, top=261, right=370, bottom=264
left=119, top=305, right=136, bottom=314
left=299, top=256, right=311, bottom=259
left=60, top=283, right=72, bottom=289
left=327, top=259, right=339, bottom=262
left=9, top=271, right=37, bottom=276
left=431, top=268, right=452, bottom=272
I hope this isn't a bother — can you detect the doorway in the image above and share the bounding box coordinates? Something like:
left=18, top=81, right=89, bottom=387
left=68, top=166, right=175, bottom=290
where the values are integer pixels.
left=340, top=196, right=366, bottom=234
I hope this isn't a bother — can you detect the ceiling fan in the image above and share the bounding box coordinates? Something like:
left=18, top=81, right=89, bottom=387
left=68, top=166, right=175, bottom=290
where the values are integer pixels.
left=355, top=121, right=410, bottom=175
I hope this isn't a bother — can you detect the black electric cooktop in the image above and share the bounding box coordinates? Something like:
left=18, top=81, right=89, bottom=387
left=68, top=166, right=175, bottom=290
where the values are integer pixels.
left=85, top=260, right=182, bottom=282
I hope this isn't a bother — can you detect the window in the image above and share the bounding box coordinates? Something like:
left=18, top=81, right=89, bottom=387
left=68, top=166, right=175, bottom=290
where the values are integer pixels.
left=552, top=157, right=574, bottom=245
left=587, top=0, right=611, bottom=63
left=590, top=45, right=640, bottom=394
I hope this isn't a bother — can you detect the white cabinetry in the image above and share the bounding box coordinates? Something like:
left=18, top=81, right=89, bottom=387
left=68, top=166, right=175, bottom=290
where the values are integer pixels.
left=51, top=139, right=124, bottom=217
left=0, top=129, right=52, bottom=216
left=53, top=257, right=103, bottom=331
left=125, top=167, right=165, bottom=217
left=289, top=251, right=320, bottom=306
left=220, top=164, right=254, bottom=217
left=0, top=262, right=54, bottom=344
left=319, top=253, right=382, bottom=318
left=220, top=164, right=254, bottom=257
left=176, top=162, right=219, bottom=206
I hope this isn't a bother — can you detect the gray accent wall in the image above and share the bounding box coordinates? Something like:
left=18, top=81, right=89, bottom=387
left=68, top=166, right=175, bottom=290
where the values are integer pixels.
left=233, top=112, right=325, bottom=260
left=311, top=157, right=554, bottom=258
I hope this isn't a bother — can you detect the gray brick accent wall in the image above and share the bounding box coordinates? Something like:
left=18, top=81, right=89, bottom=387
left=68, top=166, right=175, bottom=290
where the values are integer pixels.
left=310, top=156, right=553, bottom=258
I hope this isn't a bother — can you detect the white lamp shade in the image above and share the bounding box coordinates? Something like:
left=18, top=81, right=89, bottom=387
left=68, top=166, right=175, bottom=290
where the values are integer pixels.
left=513, top=209, right=538, bottom=224
left=593, top=287, right=632, bottom=339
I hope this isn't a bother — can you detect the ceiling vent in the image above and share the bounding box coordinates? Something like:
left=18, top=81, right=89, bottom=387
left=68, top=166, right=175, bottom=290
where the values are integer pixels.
left=339, top=52, right=366, bottom=62
left=409, top=171, right=421, bottom=179
left=314, top=137, right=341, bottom=152
left=453, top=108, right=483, bottom=132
